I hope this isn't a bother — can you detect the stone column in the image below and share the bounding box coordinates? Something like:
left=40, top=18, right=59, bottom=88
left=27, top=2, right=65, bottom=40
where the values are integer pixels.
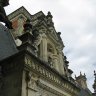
left=40, top=33, right=48, bottom=62
left=58, top=49, right=65, bottom=75
left=52, top=54, right=59, bottom=71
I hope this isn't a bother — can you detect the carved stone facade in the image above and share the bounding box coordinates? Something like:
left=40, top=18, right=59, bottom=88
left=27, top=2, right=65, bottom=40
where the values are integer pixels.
left=0, top=6, right=93, bottom=96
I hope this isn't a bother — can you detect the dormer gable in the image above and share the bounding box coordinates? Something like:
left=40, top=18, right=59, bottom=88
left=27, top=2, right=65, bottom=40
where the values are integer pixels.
left=8, top=7, right=65, bottom=75
left=8, top=7, right=64, bottom=47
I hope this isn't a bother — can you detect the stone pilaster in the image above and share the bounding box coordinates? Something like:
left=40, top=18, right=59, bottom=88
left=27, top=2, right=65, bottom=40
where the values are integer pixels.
left=40, top=33, right=48, bottom=62
left=58, top=48, right=65, bottom=75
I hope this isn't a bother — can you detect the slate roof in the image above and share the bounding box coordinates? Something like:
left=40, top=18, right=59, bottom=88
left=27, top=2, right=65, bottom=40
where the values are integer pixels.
left=0, top=23, right=18, bottom=61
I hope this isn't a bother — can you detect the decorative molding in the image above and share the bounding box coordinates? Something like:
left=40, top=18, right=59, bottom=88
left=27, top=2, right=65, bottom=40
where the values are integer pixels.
left=24, top=55, right=79, bottom=96
left=37, top=79, right=65, bottom=96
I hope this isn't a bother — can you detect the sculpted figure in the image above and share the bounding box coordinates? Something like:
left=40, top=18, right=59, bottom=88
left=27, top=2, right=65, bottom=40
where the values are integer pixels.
left=0, top=0, right=13, bottom=29
left=33, top=30, right=44, bottom=51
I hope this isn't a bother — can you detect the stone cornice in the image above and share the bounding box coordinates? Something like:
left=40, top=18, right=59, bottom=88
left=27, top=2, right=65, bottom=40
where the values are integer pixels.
left=23, top=50, right=80, bottom=95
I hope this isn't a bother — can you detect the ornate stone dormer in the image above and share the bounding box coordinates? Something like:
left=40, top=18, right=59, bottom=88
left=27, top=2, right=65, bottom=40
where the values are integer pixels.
left=75, top=72, right=87, bottom=89
left=93, top=70, right=96, bottom=94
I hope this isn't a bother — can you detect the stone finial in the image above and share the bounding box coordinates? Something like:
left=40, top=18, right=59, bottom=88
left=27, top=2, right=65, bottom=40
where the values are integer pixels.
left=94, top=70, right=96, bottom=76
left=84, top=73, right=86, bottom=77
left=57, top=32, right=61, bottom=35
left=47, top=11, right=53, bottom=18
left=23, top=19, right=32, bottom=33
left=75, top=75, right=77, bottom=79
left=80, top=71, right=82, bottom=76
left=93, top=70, right=96, bottom=93
left=64, top=56, right=69, bottom=67
left=64, top=56, right=67, bottom=60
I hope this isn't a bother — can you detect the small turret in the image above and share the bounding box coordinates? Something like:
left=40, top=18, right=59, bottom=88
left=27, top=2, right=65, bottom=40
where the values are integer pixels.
left=75, top=72, right=87, bottom=89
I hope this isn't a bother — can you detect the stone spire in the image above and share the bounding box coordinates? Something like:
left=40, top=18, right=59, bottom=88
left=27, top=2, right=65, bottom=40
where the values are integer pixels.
left=93, top=70, right=96, bottom=94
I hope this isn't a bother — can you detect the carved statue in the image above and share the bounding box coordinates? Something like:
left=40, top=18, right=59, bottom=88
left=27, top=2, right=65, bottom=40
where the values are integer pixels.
left=33, top=30, right=44, bottom=51
left=0, top=0, right=13, bottom=29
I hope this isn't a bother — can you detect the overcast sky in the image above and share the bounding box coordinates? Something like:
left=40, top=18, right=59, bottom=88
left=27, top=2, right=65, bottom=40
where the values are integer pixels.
left=5, top=0, right=96, bottom=92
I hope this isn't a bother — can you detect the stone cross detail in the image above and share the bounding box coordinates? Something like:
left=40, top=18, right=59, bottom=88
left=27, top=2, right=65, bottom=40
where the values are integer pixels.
left=0, top=0, right=13, bottom=29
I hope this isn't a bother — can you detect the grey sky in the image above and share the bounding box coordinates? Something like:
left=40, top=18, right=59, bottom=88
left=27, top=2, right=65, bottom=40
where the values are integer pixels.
left=5, top=0, right=96, bottom=92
